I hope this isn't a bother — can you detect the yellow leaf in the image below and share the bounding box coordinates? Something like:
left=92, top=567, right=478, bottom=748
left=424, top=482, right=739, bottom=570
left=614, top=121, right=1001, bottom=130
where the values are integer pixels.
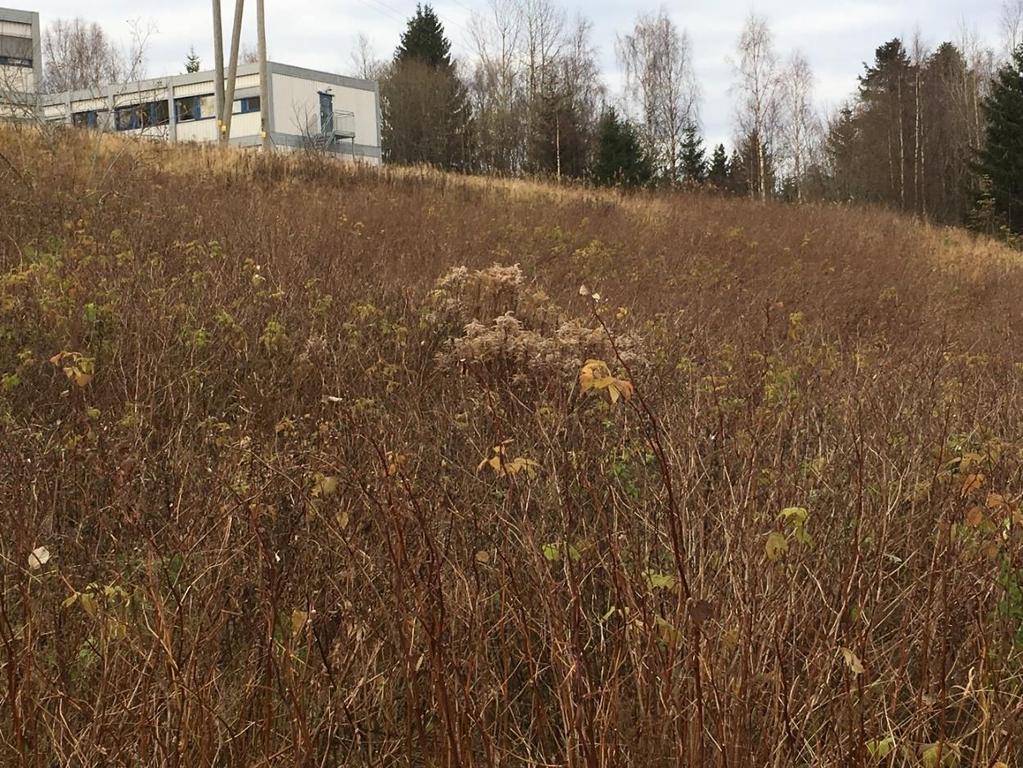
left=475, top=550, right=491, bottom=564
left=654, top=616, right=681, bottom=646
left=780, top=507, right=809, bottom=526
left=290, top=609, right=309, bottom=636
left=335, top=509, right=350, bottom=530
left=79, top=592, right=98, bottom=618
left=920, top=742, right=960, bottom=767
left=311, top=474, right=338, bottom=498
left=579, top=359, right=613, bottom=392
left=985, top=493, right=1005, bottom=509
left=765, top=532, right=788, bottom=561
left=840, top=646, right=865, bottom=675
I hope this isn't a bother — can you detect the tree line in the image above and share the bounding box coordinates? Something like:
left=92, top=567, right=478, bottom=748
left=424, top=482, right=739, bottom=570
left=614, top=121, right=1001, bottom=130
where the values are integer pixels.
left=377, top=1, right=1023, bottom=238
left=26, top=2, right=1023, bottom=238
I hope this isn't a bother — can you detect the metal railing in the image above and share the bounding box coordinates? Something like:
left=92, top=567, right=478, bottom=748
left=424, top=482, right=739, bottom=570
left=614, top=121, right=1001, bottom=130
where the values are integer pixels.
left=322, top=109, right=355, bottom=139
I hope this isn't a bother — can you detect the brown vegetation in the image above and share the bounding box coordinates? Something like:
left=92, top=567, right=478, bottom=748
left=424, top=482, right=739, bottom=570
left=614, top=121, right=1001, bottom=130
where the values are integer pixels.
left=1, top=126, right=1022, bottom=766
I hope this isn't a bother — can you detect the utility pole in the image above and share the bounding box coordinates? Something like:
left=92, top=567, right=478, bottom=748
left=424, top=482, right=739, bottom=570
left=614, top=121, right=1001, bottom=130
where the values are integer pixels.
left=212, top=0, right=225, bottom=130
left=256, top=0, right=270, bottom=150
left=221, top=0, right=245, bottom=144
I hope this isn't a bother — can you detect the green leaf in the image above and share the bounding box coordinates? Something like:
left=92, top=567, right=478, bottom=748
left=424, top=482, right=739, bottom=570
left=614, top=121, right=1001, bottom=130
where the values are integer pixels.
left=542, top=543, right=561, bottom=562
left=780, top=506, right=808, bottom=527
left=793, top=525, right=814, bottom=547
left=643, top=569, right=676, bottom=591
left=921, top=742, right=959, bottom=767
left=866, top=735, right=895, bottom=759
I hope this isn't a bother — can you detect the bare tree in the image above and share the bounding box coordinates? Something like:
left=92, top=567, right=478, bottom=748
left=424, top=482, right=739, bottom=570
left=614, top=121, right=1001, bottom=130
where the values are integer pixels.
left=241, top=44, right=260, bottom=65
left=732, top=13, right=781, bottom=201
left=41, top=17, right=152, bottom=94
left=468, top=0, right=527, bottom=172
left=779, top=51, right=818, bottom=202
left=42, top=19, right=122, bottom=93
left=1003, top=0, right=1023, bottom=58
left=522, top=0, right=564, bottom=101
left=910, top=31, right=929, bottom=217
left=350, top=33, right=385, bottom=80
left=616, top=8, right=698, bottom=184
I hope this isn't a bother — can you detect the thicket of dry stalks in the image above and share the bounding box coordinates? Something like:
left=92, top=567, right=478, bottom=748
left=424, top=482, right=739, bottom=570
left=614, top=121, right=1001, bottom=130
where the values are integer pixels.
left=1, top=126, right=1022, bottom=766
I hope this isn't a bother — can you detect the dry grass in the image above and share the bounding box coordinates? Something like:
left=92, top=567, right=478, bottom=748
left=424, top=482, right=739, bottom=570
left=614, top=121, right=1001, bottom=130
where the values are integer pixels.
left=1, top=125, right=1022, bottom=767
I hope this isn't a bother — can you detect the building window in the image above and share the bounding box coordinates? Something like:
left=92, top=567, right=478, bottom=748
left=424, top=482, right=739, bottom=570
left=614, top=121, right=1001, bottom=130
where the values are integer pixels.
left=72, top=110, right=103, bottom=129
left=174, top=96, right=198, bottom=122
left=114, top=100, right=169, bottom=131
left=174, top=94, right=218, bottom=122
left=0, top=33, right=32, bottom=67
left=236, top=96, right=260, bottom=114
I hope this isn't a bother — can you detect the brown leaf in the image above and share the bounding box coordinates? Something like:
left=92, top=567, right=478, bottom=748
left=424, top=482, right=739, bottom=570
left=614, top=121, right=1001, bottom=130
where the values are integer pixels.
left=690, top=599, right=714, bottom=627
left=960, top=473, right=984, bottom=496
left=985, top=492, right=1005, bottom=509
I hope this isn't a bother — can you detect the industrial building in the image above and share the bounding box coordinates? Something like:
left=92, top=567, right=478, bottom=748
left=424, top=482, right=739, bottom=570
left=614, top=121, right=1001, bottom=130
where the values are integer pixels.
left=0, top=6, right=381, bottom=162
left=0, top=6, right=41, bottom=117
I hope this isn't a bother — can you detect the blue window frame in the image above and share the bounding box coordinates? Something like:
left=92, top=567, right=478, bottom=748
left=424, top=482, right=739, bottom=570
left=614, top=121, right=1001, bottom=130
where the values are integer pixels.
left=72, top=110, right=101, bottom=129
left=114, top=100, right=169, bottom=131
left=237, top=96, right=260, bottom=114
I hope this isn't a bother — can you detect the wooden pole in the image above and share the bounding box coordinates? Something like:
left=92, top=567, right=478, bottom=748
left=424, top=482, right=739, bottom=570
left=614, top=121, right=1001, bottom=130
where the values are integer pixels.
left=212, top=0, right=226, bottom=128
left=256, top=0, right=270, bottom=150
left=221, top=0, right=245, bottom=144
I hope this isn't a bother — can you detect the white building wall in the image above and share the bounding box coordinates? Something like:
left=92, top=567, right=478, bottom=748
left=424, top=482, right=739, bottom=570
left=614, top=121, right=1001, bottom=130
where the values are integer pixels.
left=176, top=111, right=260, bottom=143
left=271, top=72, right=379, bottom=151
left=0, top=8, right=40, bottom=115
left=34, top=62, right=379, bottom=159
left=0, top=63, right=32, bottom=92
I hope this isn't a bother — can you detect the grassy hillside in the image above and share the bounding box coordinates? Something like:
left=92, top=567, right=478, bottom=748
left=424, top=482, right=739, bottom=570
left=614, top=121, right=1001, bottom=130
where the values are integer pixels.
left=1, top=127, right=1022, bottom=767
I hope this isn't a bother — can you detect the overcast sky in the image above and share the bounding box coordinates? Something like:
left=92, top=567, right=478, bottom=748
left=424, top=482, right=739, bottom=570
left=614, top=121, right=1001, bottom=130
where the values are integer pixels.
left=23, top=0, right=1009, bottom=147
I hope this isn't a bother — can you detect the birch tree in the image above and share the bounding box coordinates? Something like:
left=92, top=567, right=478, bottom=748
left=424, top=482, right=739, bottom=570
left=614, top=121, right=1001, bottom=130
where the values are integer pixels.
left=733, top=13, right=781, bottom=200
left=468, top=0, right=526, bottom=172
left=779, top=51, right=818, bottom=202
left=1003, top=0, right=1023, bottom=59
left=616, top=9, right=699, bottom=184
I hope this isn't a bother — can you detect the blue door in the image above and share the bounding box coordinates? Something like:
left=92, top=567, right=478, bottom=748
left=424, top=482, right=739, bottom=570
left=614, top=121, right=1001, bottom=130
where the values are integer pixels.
left=319, top=91, right=334, bottom=134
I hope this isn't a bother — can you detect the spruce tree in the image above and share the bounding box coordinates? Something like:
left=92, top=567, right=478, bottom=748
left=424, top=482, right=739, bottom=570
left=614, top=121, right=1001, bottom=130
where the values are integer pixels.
left=382, top=4, right=470, bottom=169
left=708, top=144, right=729, bottom=188
left=185, top=47, right=200, bottom=74
left=395, top=4, right=453, bottom=71
left=679, top=122, right=707, bottom=184
left=727, top=148, right=747, bottom=195
left=591, top=109, right=652, bottom=188
left=974, top=44, right=1023, bottom=235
